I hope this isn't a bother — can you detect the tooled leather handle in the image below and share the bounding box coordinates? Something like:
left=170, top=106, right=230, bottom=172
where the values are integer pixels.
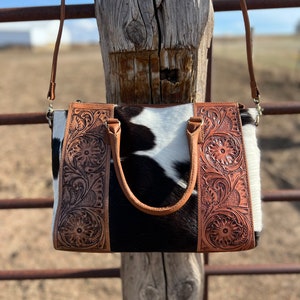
left=107, top=117, right=203, bottom=216
left=47, top=0, right=260, bottom=103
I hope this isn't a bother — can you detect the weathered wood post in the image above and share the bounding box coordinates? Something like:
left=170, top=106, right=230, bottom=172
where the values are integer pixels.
left=95, top=0, right=213, bottom=298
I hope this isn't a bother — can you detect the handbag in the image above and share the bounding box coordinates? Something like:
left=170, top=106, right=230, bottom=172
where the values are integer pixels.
left=48, top=0, right=263, bottom=252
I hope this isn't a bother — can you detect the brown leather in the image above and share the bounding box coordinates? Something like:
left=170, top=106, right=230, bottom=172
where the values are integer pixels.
left=194, top=103, right=255, bottom=252
left=239, top=0, right=260, bottom=99
left=51, top=0, right=258, bottom=252
left=53, top=102, right=257, bottom=252
left=53, top=102, right=114, bottom=252
left=107, top=116, right=203, bottom=216
left=47, top=0, right=260, bottom=104
left=47, top=0, right=65, bottom=100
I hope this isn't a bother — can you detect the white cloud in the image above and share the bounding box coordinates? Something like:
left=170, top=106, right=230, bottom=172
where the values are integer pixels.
left=0, top=21, right=48, bottom=31
left=65, top=19, right=99, bottom=43
left=71, top=19, right=97, bottom=31
left=31, top=21, right=71, bottom=46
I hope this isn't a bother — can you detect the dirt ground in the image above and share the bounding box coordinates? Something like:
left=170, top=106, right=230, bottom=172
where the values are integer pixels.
left=0, top=35, right=299, bottom=300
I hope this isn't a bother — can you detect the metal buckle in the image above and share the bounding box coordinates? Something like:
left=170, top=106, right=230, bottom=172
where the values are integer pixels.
left=254, top=96, right=263, bottom=126
left=46, top=102, right=54, bottom=128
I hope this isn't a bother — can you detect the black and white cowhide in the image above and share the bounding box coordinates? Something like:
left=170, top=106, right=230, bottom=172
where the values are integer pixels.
left=52, top=103, right=261, bottom=252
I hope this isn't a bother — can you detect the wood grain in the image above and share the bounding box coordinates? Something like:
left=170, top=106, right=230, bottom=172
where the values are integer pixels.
left=95, top=0, right=213, bottom=298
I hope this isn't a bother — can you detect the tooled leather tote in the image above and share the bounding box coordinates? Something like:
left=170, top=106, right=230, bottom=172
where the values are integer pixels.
left=48, top=0, right=263, bottom=252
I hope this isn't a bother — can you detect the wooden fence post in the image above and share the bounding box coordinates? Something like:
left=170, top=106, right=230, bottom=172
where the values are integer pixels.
left=95, top=0, right=213, bottom=298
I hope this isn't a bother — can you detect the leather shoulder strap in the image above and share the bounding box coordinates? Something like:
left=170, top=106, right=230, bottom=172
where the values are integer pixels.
left=47, top=0, right=65, bottom=101
left=239, top=0, right=260, bottom=100
left=47, top=0, right=260, bottom=103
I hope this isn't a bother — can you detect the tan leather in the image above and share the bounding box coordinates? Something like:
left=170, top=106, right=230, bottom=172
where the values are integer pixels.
left=53, top=102, right=257, bottom=252
left=47, top=0, right=65, bottom=100
left=47, top=0, right=260, bottom=104
left=107, top=117, right=203, bottom=216
left=239, top=0, right=260, bottom=99
left=194, top=102, right=255, bottom=252
left=54, top=102, right=114, bottom=252
left=51, top=1, right=259, bottom=252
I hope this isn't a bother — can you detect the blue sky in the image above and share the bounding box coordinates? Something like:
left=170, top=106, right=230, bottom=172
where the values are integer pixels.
left=0, top=1, right=299, bottom=44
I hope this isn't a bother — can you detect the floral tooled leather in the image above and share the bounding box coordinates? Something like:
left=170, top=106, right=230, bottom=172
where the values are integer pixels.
left=195, top=103, right=255, bottom=252
left=54, top=103, right=114, bottom=251
left=54, top=102, right=255, bottom=252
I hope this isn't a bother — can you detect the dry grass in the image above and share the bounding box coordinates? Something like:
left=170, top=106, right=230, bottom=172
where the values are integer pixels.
left=213, top=35, right=300, bottom=74
left=0, top=35, right=299, bottom=300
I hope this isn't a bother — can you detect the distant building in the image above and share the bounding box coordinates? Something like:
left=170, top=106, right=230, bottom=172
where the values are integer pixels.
left=0, top=31, right=31, bottom=47
left=0, top=21, right=71, bottom=48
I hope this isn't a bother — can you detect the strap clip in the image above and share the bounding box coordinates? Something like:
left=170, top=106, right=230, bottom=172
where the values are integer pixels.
left=46, top=102, right=54, bottom=128
left=254, top=96, right=263, bottom=126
